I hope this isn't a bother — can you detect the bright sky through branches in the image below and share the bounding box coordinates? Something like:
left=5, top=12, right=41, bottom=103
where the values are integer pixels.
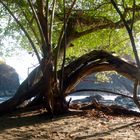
left=6, top=50, right=38, bottom=83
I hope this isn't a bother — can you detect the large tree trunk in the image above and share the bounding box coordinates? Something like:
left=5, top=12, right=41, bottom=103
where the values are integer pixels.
left=0, top=50, right=140, bottom=115
left=62, top=50, right=140, bottom=93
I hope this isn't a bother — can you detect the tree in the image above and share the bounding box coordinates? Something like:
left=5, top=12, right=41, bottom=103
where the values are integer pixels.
left=0, top=0, right=140, bottom=115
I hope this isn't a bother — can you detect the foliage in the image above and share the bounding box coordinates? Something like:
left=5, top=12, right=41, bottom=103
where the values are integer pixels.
left=95, top=72, right=113, bottom=83
left=0, top=0, right=140, bottom=61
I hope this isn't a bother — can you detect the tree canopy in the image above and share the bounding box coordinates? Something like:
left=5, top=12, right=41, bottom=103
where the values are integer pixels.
left=1, top=0, right=140, bottom=59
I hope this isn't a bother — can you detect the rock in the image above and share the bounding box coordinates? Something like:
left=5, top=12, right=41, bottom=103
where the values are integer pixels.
left=114, top=96, right=136, bottom=108
left=72, top=95, right=104, bottom=104
left=0, top=63, right=20, bottom=97
left=76, top=73, right=134, bottom=96
left=85, top=95, right=104, bottom=101
left=100, top=99, right=115, bottom=106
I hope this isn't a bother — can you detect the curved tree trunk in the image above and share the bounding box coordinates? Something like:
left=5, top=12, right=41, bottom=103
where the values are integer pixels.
left=63, top=50, right=140, bottom=94
left=0, top=50, right=140, bottom=115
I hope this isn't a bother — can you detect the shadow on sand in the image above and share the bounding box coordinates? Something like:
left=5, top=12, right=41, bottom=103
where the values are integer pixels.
left=0, top=109, right=82, bottom=131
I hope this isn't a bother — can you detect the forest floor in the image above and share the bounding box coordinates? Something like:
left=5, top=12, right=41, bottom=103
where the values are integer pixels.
left=0, top=103, right=140, bottom=140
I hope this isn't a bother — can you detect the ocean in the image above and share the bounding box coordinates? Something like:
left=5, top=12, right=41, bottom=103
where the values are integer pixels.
left=0, top=95, right=139, bottom=112
left=0, top=95, right=117, bottom=104
left=0, top=97, right=11, bottom=103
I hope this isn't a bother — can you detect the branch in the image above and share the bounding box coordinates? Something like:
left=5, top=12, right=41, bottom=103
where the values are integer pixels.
left=110, top=0, right=140, bottom=68
left=67, top=89, right=133, bottom=99
left=45, top=0, right=49, bottom=38
left=73, top=14, right=140, bottom=39
left=133, top=80, right=140, bottom=110
left=123, top=5, right=140, bottom=18
left=130, top=0, right=136, bottom=30
left=18, top=4, right=41, bottom=45
left=49, top=0, right=56, bottom=46
left=54, top=0, right=77, bottom=82
left=62, top=50, right=140, bottom=93
left=59, top=0, right=67, bottom=93
left=27, top=0, right=48, bottom=57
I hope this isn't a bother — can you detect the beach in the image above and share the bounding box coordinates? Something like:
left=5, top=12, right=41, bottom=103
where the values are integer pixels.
left=0, top=107, right=140, bottom=140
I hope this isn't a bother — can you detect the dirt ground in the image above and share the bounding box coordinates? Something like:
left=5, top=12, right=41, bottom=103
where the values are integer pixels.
left=0, top=107, right=140, bottom=140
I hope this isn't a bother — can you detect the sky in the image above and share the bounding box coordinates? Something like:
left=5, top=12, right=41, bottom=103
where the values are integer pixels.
left=0, top=27, right=39, bottom=84
left=6, top=50, right=39, bottom=83
left=0, top=15, right=39, bottom=83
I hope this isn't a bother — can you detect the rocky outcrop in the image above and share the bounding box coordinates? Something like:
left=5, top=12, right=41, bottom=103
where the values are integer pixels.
left=72, top=95, right=104, bottom=104
left=76, top=73, right=134, bottom=96
left=114, top=96, right=136, bottom=108
left=72, top=73, right=137, bottom=109
left=0, top=63, right=20, bottom=97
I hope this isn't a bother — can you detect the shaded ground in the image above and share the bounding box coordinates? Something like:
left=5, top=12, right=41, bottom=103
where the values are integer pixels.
left=0, top=105, right=140, bottom=140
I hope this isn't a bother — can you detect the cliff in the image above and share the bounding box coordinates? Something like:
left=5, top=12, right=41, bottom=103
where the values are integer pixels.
left=0, top=63, right=20, bottom=97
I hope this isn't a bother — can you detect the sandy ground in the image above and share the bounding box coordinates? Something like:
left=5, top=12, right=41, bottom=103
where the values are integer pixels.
left=0, top=108, right=140, bottom=140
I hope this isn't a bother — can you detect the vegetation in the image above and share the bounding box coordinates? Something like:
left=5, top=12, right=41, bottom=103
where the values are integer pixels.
left=0, top=0, right=140, bottom=116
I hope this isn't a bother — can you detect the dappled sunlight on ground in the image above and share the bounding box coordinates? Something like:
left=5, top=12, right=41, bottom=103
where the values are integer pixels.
left=0, top=108, right=140, bottom=139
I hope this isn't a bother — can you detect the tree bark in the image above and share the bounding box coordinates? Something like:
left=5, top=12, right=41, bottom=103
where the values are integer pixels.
left=63, top=50, right=140, bottom=94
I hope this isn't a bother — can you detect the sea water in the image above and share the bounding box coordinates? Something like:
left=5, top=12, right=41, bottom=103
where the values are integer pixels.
left=0, top=95, right=117, bottom=103
left=1, top=95, right=139, bottom=112
left=66, top=95, right=117, bottom=101
left=66, top=95, right=140, bottom=112
left=0, top=97, right=11, bottom=103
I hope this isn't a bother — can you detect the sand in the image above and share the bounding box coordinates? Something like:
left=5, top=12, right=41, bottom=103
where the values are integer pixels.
left=0, top=108, right=140, bottom=140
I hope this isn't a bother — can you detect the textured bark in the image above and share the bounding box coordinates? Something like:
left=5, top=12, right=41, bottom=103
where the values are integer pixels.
left=63, top=50, right=140, bottom=94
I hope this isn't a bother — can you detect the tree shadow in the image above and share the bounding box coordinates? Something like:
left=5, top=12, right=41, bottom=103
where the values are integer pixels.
left=0, top=109, right=82, bottom=131
left=75, top=121, right=140, bottom=140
